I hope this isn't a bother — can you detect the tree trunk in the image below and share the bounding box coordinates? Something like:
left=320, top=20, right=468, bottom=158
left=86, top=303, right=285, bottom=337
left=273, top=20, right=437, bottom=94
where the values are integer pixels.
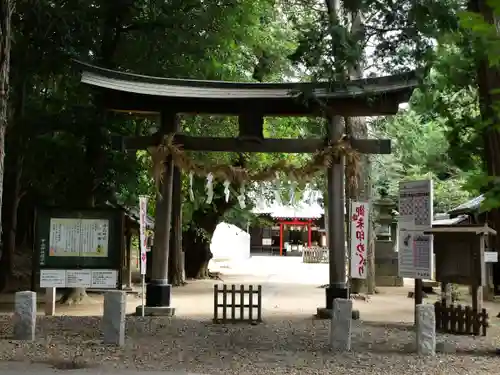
left=325, top=1, right=370, bottom=294
left=183, top=186, right=236, bottom=279
left=0, top=153, right=21, bottom=291
left=0, top=0, right=13, bottom=282
left=183, top=227, right=212, bottom=279
left=168, top=166, right=185, bottom=286
left=169, top=209, right=185, bottom=286
left=61, top=4, right=130, bottom=304
left=473, top=0, right=500, bottom=251
left=58, top=287, right=93, bottom=305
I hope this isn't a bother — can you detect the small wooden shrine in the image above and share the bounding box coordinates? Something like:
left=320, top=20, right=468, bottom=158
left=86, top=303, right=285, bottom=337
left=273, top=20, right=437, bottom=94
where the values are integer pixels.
left=425, top=224, right=496, bottom=335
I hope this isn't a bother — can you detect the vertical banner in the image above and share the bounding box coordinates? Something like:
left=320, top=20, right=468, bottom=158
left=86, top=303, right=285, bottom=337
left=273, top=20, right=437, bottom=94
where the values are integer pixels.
left=139, top=196, right=148, bottom=276
left=350, top=201, right=370, bottom=279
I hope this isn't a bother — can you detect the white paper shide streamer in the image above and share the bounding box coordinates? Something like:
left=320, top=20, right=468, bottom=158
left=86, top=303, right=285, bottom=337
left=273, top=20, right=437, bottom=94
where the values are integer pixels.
left=223, top=180, right=231, bottom=202
left=206, top=173, right=214, bottom=204
left=308, top=187, right=317, bottom=206
left=237, top=184, right=246, bottom=209
left=289, top=181, right=297, bottom=205
left=273, top=172, right=282, bottom=206
left=189, top=172, right=195, bottom=201
left=258, top=184, right=266, bottom=210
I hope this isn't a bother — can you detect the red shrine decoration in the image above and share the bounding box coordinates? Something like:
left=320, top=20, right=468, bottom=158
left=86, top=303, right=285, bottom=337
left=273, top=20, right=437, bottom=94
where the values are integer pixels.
left=277, top=218, right=313, bottom=256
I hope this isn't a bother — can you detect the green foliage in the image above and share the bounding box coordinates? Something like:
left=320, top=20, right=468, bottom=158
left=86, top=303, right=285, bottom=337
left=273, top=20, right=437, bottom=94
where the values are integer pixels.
left=371, top=107, right=475, bottom=212
left=5, top=0, right=317, bottom=240
left=288, top=0, right=465, bottom=77
left=7, top=0, right=492, bottom=252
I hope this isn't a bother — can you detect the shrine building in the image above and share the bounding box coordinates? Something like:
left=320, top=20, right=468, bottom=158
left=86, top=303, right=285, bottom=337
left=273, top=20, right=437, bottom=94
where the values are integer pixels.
left=251, top=197, right=325, bottom=256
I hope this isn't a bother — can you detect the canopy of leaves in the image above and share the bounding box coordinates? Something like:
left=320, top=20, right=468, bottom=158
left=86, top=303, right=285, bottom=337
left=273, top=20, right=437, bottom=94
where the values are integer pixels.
left=371, top=107, right=476, bottom=212
left=5, top=0, right=491, bottom=250
left=4, top=0, right=332, bottom=259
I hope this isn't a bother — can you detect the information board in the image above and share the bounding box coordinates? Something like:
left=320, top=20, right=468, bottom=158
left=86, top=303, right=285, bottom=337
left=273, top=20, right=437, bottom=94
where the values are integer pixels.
left=485, top=251, right=498, bottom=263
left=39, top=269, right=66, bottom=288
left=36, top=207, right=123, bottom=289
left=40, top=269, right=118, bottom=288
left=398, top=180, right=433, bottom=279
left=36, top=208, right=123, bottom=269
left=49, top=218, right=109, bottom=258
left=398, top=230, right=433, bottom=279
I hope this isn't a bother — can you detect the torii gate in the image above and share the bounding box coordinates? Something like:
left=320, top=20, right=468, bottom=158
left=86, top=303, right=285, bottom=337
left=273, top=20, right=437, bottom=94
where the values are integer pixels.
left=76, top=61, right=418, bottom=315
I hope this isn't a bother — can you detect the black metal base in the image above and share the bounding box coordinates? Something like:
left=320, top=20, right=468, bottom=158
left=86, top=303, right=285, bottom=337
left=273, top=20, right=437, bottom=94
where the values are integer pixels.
left=146, top=283, right=172, bottom=307
left=317, top=307, right=360, bottom=320
left=325, top=286, right=349, bottom=310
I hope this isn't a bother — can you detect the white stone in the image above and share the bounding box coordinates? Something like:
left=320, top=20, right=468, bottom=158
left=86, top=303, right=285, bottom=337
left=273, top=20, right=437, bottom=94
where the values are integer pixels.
left=14, top=291, right=36, bottom=341
left=329, top=298, right=352, bottom=351
left=103, top=291, right=126, bottom=346
left=416, top=304, right=436, bottom=355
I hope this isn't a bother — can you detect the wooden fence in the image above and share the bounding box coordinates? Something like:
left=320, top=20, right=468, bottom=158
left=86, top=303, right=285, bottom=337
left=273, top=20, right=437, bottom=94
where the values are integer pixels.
left=213, top=284, right=262, bottom=324
left=302, top=246, right=329, bottom=264
left=434, top=301, right=489, bottom=336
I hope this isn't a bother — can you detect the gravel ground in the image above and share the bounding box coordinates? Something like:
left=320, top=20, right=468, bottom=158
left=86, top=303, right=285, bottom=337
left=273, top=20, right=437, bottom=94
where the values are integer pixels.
left=0, top=316, right=500, bottom=374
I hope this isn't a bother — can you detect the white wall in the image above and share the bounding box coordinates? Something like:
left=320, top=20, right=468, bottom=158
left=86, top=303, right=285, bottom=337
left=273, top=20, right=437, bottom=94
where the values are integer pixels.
left=209, top=222, right=250, bottom=269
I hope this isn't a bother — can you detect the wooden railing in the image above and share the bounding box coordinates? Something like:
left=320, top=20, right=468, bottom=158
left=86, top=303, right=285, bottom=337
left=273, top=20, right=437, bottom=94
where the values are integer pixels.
left=213, top=284, right=262, bottom=324
left=302, top=246, right=329, bottom=264
left=434, top=301, right=488, bottom=336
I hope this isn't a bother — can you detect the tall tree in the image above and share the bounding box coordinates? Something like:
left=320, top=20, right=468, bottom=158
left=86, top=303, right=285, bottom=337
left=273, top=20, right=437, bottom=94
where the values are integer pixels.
left=436, top=0, right=500, bottom=248
left=0, top=0, right=13, bottom=286
left=290, top=0, right=373, bottom=293
left=0, top=0, right=305, bottom=291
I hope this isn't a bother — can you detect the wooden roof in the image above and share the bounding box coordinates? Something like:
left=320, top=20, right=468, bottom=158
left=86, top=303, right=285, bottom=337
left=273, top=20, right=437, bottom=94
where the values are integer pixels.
left=425, top=224, right=496, bottom=236
left=76, top=61, right=420, bottom=116
left=448, top=195, right=484, bottom=216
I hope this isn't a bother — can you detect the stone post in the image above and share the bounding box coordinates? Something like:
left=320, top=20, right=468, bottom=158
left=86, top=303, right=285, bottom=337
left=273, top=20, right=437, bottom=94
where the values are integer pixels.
left=14, top=291, right=36, bottom=341
left=103, top=291, right=126, bottom=346
left=329, top=298, right=352, bottom=351
left=44, top=288, right=56, bottom=316
left=416, top=304, right=436, bottom=355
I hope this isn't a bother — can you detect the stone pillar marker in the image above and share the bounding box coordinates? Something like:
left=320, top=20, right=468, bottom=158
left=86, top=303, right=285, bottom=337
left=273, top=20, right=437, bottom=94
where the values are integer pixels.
left=103, top=291, right=126, bottom=346
left=416, top=304, right=436, bottom=355
left=14, top=291, right=37, bottom=341
left=44, top=288, right=56, bottom=316
left=329, top=298, right=352, bottom=351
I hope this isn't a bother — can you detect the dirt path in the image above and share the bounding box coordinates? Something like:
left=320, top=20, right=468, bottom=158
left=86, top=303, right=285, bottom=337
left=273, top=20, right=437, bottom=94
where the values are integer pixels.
left=2, top=256, right=500, bottom=374
left=0, top=255, right=499, bottom=325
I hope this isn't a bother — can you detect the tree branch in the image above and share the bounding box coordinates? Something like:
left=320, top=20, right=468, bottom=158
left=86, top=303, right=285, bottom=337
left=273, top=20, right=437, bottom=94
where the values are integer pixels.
left=121, top=20, right=166, bottom=32
left=364, top=24, right=405, bottom=34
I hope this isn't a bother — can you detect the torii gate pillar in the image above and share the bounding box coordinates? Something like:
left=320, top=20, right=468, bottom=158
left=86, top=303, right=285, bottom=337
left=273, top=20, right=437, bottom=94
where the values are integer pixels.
left=324, top=115, right=349, bottom=310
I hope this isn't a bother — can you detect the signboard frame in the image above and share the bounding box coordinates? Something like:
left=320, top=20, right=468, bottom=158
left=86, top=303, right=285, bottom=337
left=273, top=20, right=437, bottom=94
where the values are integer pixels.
left=34, top=206, right=125, bottom=289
